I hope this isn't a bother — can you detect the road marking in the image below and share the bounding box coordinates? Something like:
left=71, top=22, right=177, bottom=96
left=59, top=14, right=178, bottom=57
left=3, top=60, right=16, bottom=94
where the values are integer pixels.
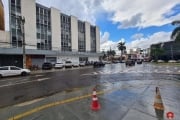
left=35, top=74, right=44, bottom=77
left=0, top=81, right=34, bottom=88
left=15, top=98, right=44, bottom=107
left=93, top=72, right=98, bottom=75
left=37, top=78, right=50, bottom=82
left=8, top=91, right=105, bottom=120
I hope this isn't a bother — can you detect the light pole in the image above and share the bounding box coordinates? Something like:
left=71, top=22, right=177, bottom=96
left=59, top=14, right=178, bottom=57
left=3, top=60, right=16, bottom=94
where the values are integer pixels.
left=18, top=16, right=26, bottom=68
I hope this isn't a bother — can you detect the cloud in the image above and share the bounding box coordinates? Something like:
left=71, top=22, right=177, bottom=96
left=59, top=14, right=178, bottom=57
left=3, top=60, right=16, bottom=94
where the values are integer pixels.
left=100, top=31, right=172, bottom=54
left=131, top=33, right=144, bottom=40
left=100, top=32, right=125, bottom=54
left=102, top=0, right=180, bottom=29
left=127, top=31, right=171, bottom=49
left=100, top=32, right=110, bottom=44
left=118, top=13, right=143, bottom=29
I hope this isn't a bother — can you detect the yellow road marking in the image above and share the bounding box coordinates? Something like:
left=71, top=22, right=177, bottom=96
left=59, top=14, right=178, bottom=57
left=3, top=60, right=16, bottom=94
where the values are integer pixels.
left=8, top=91, right=105, bottom=120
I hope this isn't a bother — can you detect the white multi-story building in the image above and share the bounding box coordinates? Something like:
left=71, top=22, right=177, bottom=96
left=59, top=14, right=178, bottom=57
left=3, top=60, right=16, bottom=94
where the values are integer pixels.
left=0, top=0, right=101, bottom=68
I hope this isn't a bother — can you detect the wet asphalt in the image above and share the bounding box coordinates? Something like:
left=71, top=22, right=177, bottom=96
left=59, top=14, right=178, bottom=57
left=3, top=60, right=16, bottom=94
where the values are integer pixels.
left=0, top=63, right=180, bottom=120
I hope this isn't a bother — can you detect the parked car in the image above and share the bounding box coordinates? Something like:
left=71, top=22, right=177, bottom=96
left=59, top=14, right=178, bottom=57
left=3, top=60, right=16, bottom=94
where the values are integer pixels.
left=136, top=59, right=143, bottom=64
left=65, top=61, right=72, bottom=68
left=125, top=59, right=135, bottom=66
left=42, top=62, right=53, bottom=70
left=0, top=66, right=31, bottom=78
left=157, top=60, right=165, bottom=63
left=168, top=60, right=177, bottom=63
left=54, top=63, right=64, bottom=69
left=73, top=61, right=79, bottom=67
left=93, top=61, right=105, bottom=67
left=79, top=61, right=86, bottom=67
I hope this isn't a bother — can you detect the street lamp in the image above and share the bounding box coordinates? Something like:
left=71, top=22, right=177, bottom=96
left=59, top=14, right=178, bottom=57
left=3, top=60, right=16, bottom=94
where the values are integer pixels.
left=18, top=16, right=26, bottom=68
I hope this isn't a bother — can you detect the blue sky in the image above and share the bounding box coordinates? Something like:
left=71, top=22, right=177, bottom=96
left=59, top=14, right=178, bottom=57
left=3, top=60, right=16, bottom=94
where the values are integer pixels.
left=2, top=0, right=180, bottom=53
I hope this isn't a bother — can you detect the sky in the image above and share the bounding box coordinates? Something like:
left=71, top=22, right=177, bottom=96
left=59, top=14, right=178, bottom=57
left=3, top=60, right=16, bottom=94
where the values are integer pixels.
left=2, top=0, right=180, bottom=54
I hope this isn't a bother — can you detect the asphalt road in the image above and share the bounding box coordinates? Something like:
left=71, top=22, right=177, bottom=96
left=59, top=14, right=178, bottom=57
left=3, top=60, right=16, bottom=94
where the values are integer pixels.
left=0, top=63, right=180, bottom=120
left=0, top=63, right=179, bottom=108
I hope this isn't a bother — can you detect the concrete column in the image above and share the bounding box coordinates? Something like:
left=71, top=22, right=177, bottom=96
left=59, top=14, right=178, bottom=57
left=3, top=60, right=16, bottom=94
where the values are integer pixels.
left=51, top=7, right=61, bottom=51
left=96, top=26, right=100, bottom=52
left=71, top=16, right=78, bottom=51
left=85, top=22, right=90, bottom=52
left=21, top=0, right=36, bottom=49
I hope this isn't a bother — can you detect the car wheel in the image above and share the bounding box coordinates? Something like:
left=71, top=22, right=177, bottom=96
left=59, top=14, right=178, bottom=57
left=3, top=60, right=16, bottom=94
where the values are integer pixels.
left=21, top=72, right=27, bottom=76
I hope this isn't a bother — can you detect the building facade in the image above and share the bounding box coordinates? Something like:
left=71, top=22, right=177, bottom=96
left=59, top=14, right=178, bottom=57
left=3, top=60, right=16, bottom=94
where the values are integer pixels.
left=0, top=0, right=5, bottom=30
left=0, top=0, right=101, bottom=68
left=150, top=41, right=180, bottom=61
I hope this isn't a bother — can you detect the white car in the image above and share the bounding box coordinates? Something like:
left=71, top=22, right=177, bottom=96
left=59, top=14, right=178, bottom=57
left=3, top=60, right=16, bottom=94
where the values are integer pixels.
left=79, top=61, right=85, bottom=66
left=73, top=62, right=79, bottom=67
left=168, top=60, right=177, bottom=63
left=0, top=66, right=31, bottom=78
left=65, top=61, right=72, bottom=68
left=54, top=63, right=64, bottom=69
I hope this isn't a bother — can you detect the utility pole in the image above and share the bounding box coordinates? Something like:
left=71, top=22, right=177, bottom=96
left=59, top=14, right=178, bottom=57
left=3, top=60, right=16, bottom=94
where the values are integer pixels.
left=18, top=16, right=26, bottom=68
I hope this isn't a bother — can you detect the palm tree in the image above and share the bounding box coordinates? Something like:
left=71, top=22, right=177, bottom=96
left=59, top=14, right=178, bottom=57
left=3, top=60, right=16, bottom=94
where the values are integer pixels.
left=171, top=20, right=180, bottom=42
left=117, top=41, right=126, bottom=61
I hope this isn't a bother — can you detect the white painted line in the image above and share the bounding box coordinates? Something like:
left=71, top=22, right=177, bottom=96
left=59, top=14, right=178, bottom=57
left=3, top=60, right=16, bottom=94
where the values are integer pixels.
left=15, top=98, right=44, bottom=107
left=35, top=74, right=44, bottom=77
left=98, top=71, right=104, bottom=74
left=0, top=81, right=34, bottom=88
left=37, top=78, right=50, bottom=82
left=93, top=72, right=98, bottom=75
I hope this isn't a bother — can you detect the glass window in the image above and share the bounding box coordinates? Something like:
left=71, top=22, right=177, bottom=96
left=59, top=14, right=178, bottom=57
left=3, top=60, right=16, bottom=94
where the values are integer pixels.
left=11, top=0, right=15, bottom=4
left=16, top=0, right=21, bottom=6
left=10, top=66, right=21, bottom=70
left=0, top=67, right=9, bottom=70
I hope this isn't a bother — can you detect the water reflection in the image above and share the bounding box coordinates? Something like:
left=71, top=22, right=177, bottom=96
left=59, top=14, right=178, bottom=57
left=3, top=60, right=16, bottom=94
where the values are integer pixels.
left=155, top=108, right=164, bottom=120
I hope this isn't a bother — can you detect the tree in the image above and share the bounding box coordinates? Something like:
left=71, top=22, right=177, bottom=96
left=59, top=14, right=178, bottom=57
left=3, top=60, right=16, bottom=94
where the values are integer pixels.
left=171, top=20, right=180, bottom=42
left=117, top=41, right=126, bottom=61
left=107, top=49, right=116, bottom=56
left=106, top=48, right=116, bottom=61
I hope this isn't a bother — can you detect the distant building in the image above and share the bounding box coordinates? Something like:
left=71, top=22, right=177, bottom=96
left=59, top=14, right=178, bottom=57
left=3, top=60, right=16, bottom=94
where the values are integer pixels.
left=150, top=41, right=180, bottom=60
left=0, top=0, right=101, bottom=68
left=0, top=0, right=5, bottom=30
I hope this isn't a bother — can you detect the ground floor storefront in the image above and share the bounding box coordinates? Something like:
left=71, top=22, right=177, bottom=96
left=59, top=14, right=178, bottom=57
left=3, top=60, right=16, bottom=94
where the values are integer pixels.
left=0, top=48, right=102, bottom=68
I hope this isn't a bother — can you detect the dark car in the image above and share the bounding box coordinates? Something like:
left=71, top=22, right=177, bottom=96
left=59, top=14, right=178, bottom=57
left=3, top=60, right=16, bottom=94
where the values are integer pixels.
left=42, top=62, right=53, bottom=70
left=93, top=61, right=105, bottom=67
left=137, top=59, right=143, bottom=64
left=125, top=59, right=135, bottom=66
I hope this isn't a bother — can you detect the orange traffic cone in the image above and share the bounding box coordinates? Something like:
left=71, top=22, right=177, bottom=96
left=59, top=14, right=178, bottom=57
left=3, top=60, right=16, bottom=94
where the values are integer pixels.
left=154, top=87, right=164, bottom=110
left=91, top=88, right=100, bottom=111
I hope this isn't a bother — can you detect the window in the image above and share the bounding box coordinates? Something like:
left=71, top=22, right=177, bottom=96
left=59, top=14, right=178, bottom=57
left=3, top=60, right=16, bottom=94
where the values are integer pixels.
left=11, top=0, right=15, bottom=4
left=10, top=67, right=21, bottom=70
left=0, top=67, right=9, bottom=70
